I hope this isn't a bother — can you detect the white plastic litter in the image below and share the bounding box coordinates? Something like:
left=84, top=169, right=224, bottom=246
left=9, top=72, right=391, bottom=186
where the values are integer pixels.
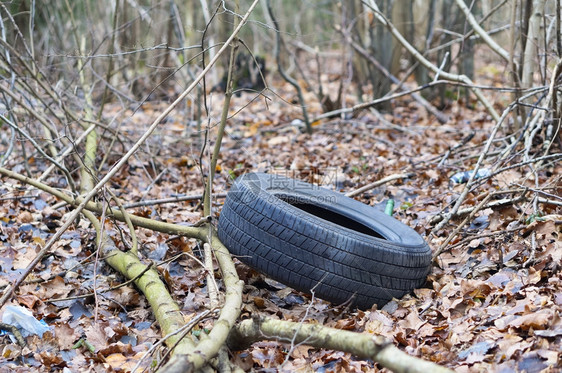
left=450, top=168, right=491, bottom=184
left=2, top=305, right=51, bottom=338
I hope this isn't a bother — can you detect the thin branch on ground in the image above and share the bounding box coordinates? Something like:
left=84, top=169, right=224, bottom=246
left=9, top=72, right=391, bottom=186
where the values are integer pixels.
left=430, top=195, right=527, bottom=225
left=346, top=172, right=415, bottom=198
left=445, top=225, right=527, bottom=252
left=433, top=193, right=493, bottom=260
left=431, top=103, right=513, bottom=233
left=132, top=308, right=216, bottom=373
left=123, top=193, right=227, bottom=209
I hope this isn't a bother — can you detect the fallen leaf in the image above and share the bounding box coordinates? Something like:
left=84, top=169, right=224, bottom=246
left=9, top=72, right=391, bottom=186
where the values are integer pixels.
left=509, top=310, right=552, bottom=330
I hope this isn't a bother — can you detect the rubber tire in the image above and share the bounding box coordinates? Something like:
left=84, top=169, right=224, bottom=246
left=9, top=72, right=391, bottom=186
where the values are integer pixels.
left=218, top=173, right=431, bottom=309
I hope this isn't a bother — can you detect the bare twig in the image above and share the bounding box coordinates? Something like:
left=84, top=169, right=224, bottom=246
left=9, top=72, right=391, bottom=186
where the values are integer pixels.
left=445, top=225, right=526, bottom=252
left=538, top=198, right=562, bottom=206
left=132, top=308, right=217, bottom=373
left=556, top=0, right=562, bottom=58
left=37, top=124, right=97, bottom=183
left=342, top=34, right=449, bottom=123
left=0, top=0, right=252, bottom=308
left=123, top=193, right=227, bottom=209
left=434, top=51, right=449, bottom=82
left=204, top=243, right=220, bottom=308
left=433, top=193, right=494, bottom=260
left=363, top=0, right=501, bottom=122
left=205, top=36, right=239, bottom=216
left=430, top=195, right=526, bottom=225
left=47, top=262, right=153, bottom=303
left=345, top=173, right=415, bottom=198
left=265, top=0, right=312, bottom=133
left=313, top=78, right=534, bottom=123
left=437, top=132, right=475, bottom=168
left=0, top=113, right=75, bottom=192
left=431, top=103, right=513, bottom=233
left=159, top=230, right=245, bottom=372
left=425, top=0, right=510, bottom=55
left=453, top=0, right=512, bottom=63
left=109, top=193, right=139, bottom=255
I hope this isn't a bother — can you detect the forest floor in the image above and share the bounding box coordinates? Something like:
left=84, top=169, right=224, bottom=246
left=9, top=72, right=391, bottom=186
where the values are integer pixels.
left=0, top=60, right=561, bottom=372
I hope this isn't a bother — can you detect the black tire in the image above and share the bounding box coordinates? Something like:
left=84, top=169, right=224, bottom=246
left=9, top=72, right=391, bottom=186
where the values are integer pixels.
left=217, top=172, right=431, bottom=309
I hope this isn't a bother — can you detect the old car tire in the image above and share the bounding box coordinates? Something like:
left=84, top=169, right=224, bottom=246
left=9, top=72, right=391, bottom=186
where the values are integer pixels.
left=217, top=172, right=431, bottom=309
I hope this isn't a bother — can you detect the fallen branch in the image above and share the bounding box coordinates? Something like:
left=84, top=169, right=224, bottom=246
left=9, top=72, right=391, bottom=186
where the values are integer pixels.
left=227, top=316, right=454, bottom=373
left=445, top=225, right=527, bottom=252
left=0, top=163, right=454, bottom=371
left=0, top=166, right=199, bottom=355
left=538, top=197, right=562, bottom=207
left=313, top=81, right=449, bottom=122
left=159, top=231, right=244, bottom=372
left=0, top=164, right=244, bottom=370
left=104, top=246, right=196, bottom=355
left=0, top=0, right=253, bottom=309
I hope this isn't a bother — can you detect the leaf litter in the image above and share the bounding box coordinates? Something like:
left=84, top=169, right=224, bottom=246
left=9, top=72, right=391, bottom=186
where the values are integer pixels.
left=0, top=67, right=560, bottom=372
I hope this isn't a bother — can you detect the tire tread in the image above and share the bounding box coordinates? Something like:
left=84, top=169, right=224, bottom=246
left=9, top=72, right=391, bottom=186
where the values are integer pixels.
left=218, top=173, right=431, bottom=308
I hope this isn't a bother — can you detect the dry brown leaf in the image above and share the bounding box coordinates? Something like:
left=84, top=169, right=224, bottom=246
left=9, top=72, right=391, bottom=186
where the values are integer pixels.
left=17, top=211, right=33, bottom=224
left=54, top=323, right=79, bottom=350
left=40, top=276, right=71, bottom=299
left=509, top=310, right=553, bottom=330
left=84, top=324, right=109, bottom=352
left=38, top=351, right=65, bottom=369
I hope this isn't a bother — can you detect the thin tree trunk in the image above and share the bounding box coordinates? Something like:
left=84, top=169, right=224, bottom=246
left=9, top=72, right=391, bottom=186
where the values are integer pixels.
left=521, top=0, right=545, bottom=89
